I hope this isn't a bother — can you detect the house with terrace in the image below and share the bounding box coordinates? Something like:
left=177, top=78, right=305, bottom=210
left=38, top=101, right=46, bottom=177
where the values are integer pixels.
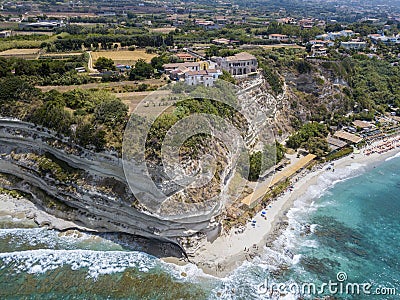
left=217, top=52, right=258, bottom=77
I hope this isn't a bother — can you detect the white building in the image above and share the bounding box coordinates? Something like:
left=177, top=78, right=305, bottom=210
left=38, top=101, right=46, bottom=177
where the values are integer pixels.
left=316, top=30, right=355, bottom=41
left=163, top=61, right=211, bottom=80
left=368, top=34, right=400, bottom=44
left=309, top=39, right=334, bottom=47
left=268, top=34, right=289, bottom=41
left=340, top=41, right=367, bottom=50
left=311, top=44, right=327, bottom=57
left=185, top=69, right=222, bottom=87
left=0, top=30, right=11, bottom=38
left=218, top=52, right=258, bottom=77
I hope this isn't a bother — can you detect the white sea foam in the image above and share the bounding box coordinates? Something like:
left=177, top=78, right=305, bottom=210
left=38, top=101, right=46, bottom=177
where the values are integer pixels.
left=309, top=224, right=318, bottom=233
left=385, top=151, right=400, bottom=161
left=0, top=249, right=159, bottom=279
left=164, top=260, right=214, bottom=282
left=303, top=240, right=319, bottom=249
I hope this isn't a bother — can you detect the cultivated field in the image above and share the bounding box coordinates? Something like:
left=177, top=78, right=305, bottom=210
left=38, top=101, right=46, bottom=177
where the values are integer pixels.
left=119, top=90, right=175, bottom=115
left=40, top=52, right=84, bottom=59
left=91, top=50, right=157, bottom=65
left=0, top=22, right=18, bottom=30
left=0, top=48, right=41, bottom=59
left=14, top=31, right=54, bottom=36
left=260, top=44, right=306, bottom=50
left=150, top=27, right=176, bottom=33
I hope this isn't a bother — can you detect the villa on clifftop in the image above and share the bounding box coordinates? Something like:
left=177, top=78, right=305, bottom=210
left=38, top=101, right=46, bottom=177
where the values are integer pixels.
left=216, top=52, right=258, bottom=77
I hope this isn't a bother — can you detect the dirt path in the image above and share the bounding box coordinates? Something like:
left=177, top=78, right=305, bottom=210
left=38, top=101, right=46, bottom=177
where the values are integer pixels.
left=87, top=51, right=98, bottom=74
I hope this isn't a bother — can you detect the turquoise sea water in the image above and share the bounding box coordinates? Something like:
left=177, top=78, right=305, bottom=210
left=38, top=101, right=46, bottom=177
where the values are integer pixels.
left=1, top=154, right=400, bottom=299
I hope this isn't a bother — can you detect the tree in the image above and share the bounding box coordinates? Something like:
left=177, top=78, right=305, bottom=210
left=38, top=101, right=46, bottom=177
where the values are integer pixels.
left=248, top=151, right=262, bottom=181
left=31, top=100, right=73, bottom=135
left=205, top=45, right=220, bottom=57
left=94, top=57, right=115, bottom=71
left=0, top=57, right=11, bottom=77
left=286, top=122, right=329, bottom=156
left=151, top=55, right=169, bottom=71
left=75, top=122, right=106, bottom=151
left=94, top=98, right=128, bottom=126
left=296, top=60, right=312, bottom=74
left=219, top=70, right=235, bottom=84
left=0, top=77, right=39, bottom=104
left=129, top=59, right=154, bottom=80
left=306, top=137, right=329, bottom=157
left=63, top=89, right=90, bottom=110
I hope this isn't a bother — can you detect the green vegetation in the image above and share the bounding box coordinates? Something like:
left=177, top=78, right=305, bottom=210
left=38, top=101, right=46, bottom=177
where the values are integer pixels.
left=0, top=77, right=128, bottom=152
left=266, top=179, right=291, bottom=200
left=325, top=147, right=354, bottom=162
left=0, top=56, right=91, bottom=86
left=349, top=58, right=400, bottom=111
left=0, top=187, right=24, bottom=198
left=95, top=98, right=128, bottom=126
left=247, top=142, right=285, bottom=181
left=37, top=156, right=72, bottom=182
left=286, top=123, right=329, bottom=157
left=94, top=56, right=115, bottom=71
left=129, top=59, right=154, bottom=80
left=145, top=89, right=240, bottom=162
left=219, top=70, right=236, bottom=84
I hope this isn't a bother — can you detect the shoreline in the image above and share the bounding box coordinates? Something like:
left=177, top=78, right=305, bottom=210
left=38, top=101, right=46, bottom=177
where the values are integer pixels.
left=0, top=193, right=90, bottom=231
left=187, top=142, right=400, bottom=277
left=2, top=140, right=400, bottom=278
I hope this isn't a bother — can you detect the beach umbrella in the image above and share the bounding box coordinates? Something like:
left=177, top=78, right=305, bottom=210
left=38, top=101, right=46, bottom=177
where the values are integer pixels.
left=252, top=220, right=256, bottom=224
left=261, top=211, right=266, bottom=215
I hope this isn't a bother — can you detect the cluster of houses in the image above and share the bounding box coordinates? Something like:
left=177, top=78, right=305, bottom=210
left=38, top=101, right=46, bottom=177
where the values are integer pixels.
left=315, top=30, right=356, bottom=41
left=368, top=33, right=400, bottom=45
left=163, top=51, right=258, bottom=86
left=269, top=29, right=369, bottom=52
left=275, top=17, right=326, bottom=29
left=267, top=25, right=400, bottom=56
left=308, top=29, right=387, bottom=57
left=313, top=30, right=367, bottom=51
left=163, top=60, right=222, bottom=86
left=308, top=28, right=400, bottom=57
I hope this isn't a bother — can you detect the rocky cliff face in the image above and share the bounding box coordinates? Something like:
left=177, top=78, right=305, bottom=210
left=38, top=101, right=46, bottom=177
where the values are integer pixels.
left=0, top=118, right=198, bottom=257
left=282, top=59, right=353, bottom=127
left=0, top=76, right=284, bottom=257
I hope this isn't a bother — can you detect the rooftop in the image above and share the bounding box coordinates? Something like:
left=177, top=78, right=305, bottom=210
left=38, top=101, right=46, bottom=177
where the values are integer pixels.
left=352, top=120, right=373, bottom=129
left=225, top=52, right=256, bottom=62
left=163, top=62, right=201, bottom=69
left=334, top=130, right=363, bottom=144
left=176, top=53, right=195, bottom=59
left=327, top=136, right=348, bottom=149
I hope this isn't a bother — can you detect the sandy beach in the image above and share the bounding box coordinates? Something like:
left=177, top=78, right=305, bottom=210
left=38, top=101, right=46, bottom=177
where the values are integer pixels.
left=188, top=137, right=400, bottom=277
left=0, top=193, right=89, bottom=231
